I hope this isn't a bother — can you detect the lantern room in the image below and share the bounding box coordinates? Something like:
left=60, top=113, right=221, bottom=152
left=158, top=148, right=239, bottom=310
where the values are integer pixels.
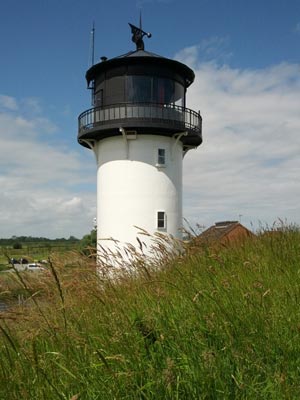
left=78, top=26, right=202, bottom=152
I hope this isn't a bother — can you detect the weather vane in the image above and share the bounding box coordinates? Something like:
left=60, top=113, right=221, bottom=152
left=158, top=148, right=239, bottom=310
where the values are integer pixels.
left=129, top=14, right=152, bottom=51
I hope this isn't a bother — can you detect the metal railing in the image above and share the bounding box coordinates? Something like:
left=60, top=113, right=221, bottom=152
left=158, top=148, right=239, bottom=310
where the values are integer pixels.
left=78, top=103, right=202, bottom=135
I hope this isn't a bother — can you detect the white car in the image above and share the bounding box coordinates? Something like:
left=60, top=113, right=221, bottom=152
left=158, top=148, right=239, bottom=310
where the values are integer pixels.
left=25, top=263, right=45, bottom=272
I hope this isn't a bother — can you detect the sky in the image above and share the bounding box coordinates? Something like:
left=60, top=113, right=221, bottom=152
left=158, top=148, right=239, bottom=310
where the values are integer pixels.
left=0, top=0, right=299, bottom=238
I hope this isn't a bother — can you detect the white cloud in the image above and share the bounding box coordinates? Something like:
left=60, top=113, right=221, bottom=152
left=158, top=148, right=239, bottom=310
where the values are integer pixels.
left=0, top=95, right=18, bottom=111
left=175, top=37, right=233, bottom=66
left=295, top=22, right=300, bottom=33
left=0, top=98, right=96, bottom=238
left=179, top=53, right=300, bottom=231
left=0, top=189, right=96, bottom=239
left=21, top=97, right=43, bottom=114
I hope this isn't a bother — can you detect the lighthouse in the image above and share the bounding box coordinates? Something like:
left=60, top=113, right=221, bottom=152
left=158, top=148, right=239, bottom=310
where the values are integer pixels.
left=78, top=23, right=202, bottom=259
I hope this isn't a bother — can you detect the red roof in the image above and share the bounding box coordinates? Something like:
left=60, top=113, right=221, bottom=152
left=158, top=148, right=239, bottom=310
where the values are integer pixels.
left=198, top=221, right=254, bottom=243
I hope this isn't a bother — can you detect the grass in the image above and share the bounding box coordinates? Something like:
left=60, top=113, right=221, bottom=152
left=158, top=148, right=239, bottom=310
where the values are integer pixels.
left=0, top=241, right=80, bottom=265
left=0, top=228, right=300, bottom=399
left=0, top=263, right=10, bottom=272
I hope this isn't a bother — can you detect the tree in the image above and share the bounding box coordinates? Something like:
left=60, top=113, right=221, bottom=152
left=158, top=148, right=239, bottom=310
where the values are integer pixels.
left=68, top=236, right=79, bottom=242
left=79, top=230, right=97, bottom=256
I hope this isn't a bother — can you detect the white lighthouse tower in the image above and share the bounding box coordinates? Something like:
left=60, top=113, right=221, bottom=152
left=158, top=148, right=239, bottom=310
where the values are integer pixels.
left=78, top=23, right=202, bottom=259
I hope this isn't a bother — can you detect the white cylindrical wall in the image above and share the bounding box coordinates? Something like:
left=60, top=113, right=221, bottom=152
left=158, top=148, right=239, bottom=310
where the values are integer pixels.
left=93, top=134, right=183, bottom=256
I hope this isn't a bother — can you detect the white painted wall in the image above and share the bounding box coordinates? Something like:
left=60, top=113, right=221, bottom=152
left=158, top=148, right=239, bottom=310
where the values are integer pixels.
left=92, top=134, right=183, bottom=257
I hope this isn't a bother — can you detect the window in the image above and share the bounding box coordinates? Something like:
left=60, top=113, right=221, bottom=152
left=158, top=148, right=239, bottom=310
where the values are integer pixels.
left=127, top=76, right=152, bottom=103
left=104, top=76, right=125, bottom=105
left=94, top=89, right=103, bottom=107
left=126, top=75, right=185, bottom=105
left=157, top=148, right=166, bottom=165
left=157, top=211, right=166, bottom=229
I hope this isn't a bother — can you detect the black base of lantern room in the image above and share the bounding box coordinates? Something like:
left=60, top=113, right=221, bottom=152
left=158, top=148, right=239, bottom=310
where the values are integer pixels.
left=78, top=102, right=202, bottom=149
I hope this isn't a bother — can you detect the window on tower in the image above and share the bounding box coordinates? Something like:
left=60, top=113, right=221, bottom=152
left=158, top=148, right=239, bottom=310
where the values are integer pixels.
left=157, top=211, right=166, bottom=230
left=126, top=76, right=185, bottom=106
left=127, top=76, right=152, bottom=103
left=105, top=76, right=126, bottom=105
left=157, top=148, right=166, bottom=166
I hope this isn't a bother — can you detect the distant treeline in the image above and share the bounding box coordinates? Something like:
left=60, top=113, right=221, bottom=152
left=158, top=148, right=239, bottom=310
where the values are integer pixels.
left=0, top=236, right=80, bottom=246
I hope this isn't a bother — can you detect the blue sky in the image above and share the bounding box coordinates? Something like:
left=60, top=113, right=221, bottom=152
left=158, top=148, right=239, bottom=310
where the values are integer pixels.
left=0, top=0, right=299, bottom=238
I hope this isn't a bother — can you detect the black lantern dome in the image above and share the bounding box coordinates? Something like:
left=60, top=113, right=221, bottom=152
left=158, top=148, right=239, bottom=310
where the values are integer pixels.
left=78, top=24, right=202, bottom=151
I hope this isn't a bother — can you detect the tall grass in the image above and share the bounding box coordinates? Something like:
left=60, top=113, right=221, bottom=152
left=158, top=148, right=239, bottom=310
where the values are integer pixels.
left=0, top=228, right=300, bottom=399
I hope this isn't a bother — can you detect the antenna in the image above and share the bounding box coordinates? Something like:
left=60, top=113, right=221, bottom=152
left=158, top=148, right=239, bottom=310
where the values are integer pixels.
left=87, top=22, right=96, bottom=106
left=139, top=10, right=142, bottom=30
left=88, top=21, right=95, bottom=67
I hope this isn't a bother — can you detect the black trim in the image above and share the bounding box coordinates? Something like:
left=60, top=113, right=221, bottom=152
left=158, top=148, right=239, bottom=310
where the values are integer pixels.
left=86, top=52, right=195, bottom=88
left=78, top=103, right=202, bottom=149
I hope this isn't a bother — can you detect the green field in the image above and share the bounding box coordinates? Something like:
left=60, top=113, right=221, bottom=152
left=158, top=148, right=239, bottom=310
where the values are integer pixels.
left=0, top=228, right=300, bottom=399
left=0, top=240, right=80, bottom=267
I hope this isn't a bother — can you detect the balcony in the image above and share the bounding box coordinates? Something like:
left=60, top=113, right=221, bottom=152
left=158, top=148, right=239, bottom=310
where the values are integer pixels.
left=78, top=103, right=202, bottom=148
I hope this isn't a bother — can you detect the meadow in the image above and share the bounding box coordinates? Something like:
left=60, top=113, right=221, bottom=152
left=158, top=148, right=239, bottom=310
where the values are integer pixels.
left=0, top=228, right=300, bottom=399
left=0, top=239, right=80, bottom=270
